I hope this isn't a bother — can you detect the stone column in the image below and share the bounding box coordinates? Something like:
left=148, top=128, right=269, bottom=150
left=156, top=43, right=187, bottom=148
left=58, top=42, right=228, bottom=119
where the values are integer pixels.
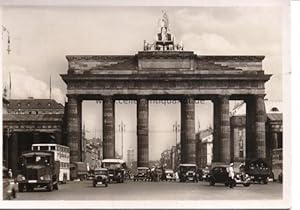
left=66, top=95, right=81, bottom=163
left=9, top=132, right=18, bottom=176
left=137, top=98, right=149, bottom=167
left=180, top=96, right=196, bottom=164
left=103, top=97, right=115, bottom=159
left=219, top=95, right=231, bottom=163
left=255, top=95, right=266, bottom=158
left=272, top=132, right=279, bottom=149
left=213, top=97, right=221, bottom=162
left=78, top=101, right=82, bottom=161
left=246, top=96, right=256, bottom=160
left=3, top=129, right=9, bottom=168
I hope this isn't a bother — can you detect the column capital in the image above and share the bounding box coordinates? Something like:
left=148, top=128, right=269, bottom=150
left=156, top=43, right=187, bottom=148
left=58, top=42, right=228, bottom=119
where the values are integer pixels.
left=212, top=95, right=230, bottom=103
left=255, top=94, right=266, bottom=98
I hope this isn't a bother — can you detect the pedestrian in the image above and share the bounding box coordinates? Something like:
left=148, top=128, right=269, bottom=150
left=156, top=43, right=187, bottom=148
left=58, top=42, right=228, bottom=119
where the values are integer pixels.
left=228, top=162, right=235, bottom=188
left=8, top=169, right=13, bottom=179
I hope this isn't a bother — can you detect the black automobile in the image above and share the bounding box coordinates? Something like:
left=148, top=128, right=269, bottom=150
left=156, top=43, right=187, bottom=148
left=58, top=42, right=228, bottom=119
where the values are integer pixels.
left=133, top=167, right=151, bottom=181
left=207, top=166, right=251, bottom=187
left=245, top=159, right=271, bottom=184
left=178, top=164, right=198, bottom=182
left=92, top=168, right=108, bottom=187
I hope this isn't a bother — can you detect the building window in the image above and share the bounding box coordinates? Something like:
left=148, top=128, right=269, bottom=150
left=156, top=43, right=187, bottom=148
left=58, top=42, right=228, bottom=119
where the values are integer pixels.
left=50, top=146, right=56, bottom=151
left=27, top=103, right=30, bottom=107
left=40, top=146, right=49, bottom=150
left=271, top=107, right=279, bottom=112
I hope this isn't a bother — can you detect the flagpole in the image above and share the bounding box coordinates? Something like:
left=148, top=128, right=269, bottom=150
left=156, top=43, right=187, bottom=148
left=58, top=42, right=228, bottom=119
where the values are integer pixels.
left=9, top=72, right=11, bottom=99
left=49, top=75, right=52, bottom=99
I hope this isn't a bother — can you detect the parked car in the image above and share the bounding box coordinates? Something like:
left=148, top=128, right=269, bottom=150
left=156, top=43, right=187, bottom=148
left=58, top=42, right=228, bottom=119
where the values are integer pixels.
left=133, top=167, right=151, bottom=181
left=200, top=167, right=210, bottom=181
left=178, top=164, right=198, bottom=182
left=207, top=165, right=251, bottom=187
left=92, top=168, right=108, bottom=187
left=3, top=167, right=17, bottom=200
left=244, top=159, right=271, bottom=184
left=164, top=169, right=176, bottom=181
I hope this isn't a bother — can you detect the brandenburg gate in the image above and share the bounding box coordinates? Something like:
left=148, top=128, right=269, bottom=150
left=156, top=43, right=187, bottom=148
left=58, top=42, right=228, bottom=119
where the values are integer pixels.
left=61, top=13, right=271, bottom=166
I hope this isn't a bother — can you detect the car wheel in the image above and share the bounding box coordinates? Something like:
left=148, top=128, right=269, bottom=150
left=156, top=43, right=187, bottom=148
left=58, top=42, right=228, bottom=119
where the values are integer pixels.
left=243, top=183, right=250, bottom=187
left=105, top=183, right=108, bottom=187
left=209, top=179, right=215, bottom=186
left=12, top=189, right=16, bottom=199
left=263, top=178, right=268, bottom=184
left=224, top=182, right=229, bottom=187
left=18, top=184, right=24, bottom=192
left=54, top=183, right=59, bottom=190
left=47, top=183, right=53, bottom=192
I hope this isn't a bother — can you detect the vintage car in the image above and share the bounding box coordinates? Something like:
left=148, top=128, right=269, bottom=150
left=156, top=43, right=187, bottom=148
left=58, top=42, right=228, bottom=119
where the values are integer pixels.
left=133, top=167, right=151, bottom=181
left=93, top=168, right=108, bottom=187
left=244, top=159, right=271, bottom=184
left=3, top=167, right=17, bottom=200
left=17, top=151, right=59, bottom=192
left=178, top=164, right=198, bottom=182
left=70, top=162, right=88, bottom=181
left=101, top=159, right=126, bottom=183
left=197, top=167, right=210, bottom=181
left=164, top=169, right=176, bottom=181
left=207, top=165, right=251, bottom=187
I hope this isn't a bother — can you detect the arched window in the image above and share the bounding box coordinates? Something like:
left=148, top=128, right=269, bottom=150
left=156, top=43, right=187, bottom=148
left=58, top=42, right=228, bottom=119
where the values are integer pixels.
left=271, top=107, right=279, bottom=112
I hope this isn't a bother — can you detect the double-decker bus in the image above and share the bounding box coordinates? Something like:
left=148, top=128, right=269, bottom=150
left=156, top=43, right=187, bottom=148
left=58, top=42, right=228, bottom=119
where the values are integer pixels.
left=32, top=144, right=70, bottom=183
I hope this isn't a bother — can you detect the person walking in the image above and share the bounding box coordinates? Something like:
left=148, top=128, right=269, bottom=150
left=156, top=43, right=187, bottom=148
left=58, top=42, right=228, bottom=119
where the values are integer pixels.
left=8, top=169, right=13, bottom=179
left=228, top=162, right=235, bottom=188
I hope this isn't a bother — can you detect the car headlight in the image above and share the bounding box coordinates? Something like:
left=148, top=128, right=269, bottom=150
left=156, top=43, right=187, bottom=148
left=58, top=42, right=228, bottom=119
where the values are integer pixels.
left=40, top=175, right=51, bottom=181
left=16, top=174, right=26, bottom=182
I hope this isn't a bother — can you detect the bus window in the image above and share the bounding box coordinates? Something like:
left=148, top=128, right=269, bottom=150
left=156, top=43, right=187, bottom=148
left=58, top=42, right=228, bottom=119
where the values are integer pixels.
left=50, top=146, right=55, bottom=151
left=40, top=146, right=49, bottom=151
left=32, top=146, right=38, bottom=151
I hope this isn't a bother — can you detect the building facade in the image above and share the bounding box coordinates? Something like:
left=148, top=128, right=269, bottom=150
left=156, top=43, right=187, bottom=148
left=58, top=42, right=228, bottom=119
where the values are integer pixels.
left=3, top=98, right=65, bottom=175
left=196, top=129, right=213, bottom=168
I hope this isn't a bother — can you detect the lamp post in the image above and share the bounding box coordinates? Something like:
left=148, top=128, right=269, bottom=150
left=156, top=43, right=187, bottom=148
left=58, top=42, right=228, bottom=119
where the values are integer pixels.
left=118, top=121, right=125, bottom=160
left=172, top=121, right=180, bottom=170
left=2, top=25, right=11, bottom=54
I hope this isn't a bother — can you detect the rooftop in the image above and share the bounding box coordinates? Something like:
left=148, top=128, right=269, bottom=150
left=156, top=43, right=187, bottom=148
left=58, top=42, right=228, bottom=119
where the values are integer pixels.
left=3, top=114, right=64, bottom=122
left=7, top=98, right=64, bottom=110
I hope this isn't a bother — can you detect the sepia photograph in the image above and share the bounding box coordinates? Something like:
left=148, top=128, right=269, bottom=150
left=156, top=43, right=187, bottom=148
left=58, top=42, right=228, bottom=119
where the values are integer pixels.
left=0, top=0, right=290, bottom=208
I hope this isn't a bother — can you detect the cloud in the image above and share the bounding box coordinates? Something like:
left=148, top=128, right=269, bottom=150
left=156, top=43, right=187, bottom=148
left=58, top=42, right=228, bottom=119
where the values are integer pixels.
left=3, top=65, right=65, bottom=104
left=182, top=32, right=238, bottom=54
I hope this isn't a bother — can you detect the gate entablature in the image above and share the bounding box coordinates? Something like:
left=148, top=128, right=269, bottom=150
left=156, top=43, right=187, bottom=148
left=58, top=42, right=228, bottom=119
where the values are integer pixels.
left=65, top=52, right=266, bottom=74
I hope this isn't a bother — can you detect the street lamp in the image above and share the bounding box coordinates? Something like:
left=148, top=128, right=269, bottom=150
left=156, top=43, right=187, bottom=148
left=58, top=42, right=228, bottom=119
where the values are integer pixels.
left=118, top=121, right=125, bottom=160
left=172, top=121, right=180, bottom=146
left=172, top=121, right=180, bottom=170
left=2, top=25, right=11, bottom=54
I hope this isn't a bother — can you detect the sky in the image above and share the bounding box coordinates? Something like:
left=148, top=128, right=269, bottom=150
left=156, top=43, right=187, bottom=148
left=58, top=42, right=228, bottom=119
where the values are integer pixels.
left=1, top=6, right=283, bottom=160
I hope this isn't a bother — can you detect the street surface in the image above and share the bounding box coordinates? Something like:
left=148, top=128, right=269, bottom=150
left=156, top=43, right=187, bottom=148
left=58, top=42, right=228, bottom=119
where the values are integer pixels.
left=15, top=180, right=282, bottom=200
